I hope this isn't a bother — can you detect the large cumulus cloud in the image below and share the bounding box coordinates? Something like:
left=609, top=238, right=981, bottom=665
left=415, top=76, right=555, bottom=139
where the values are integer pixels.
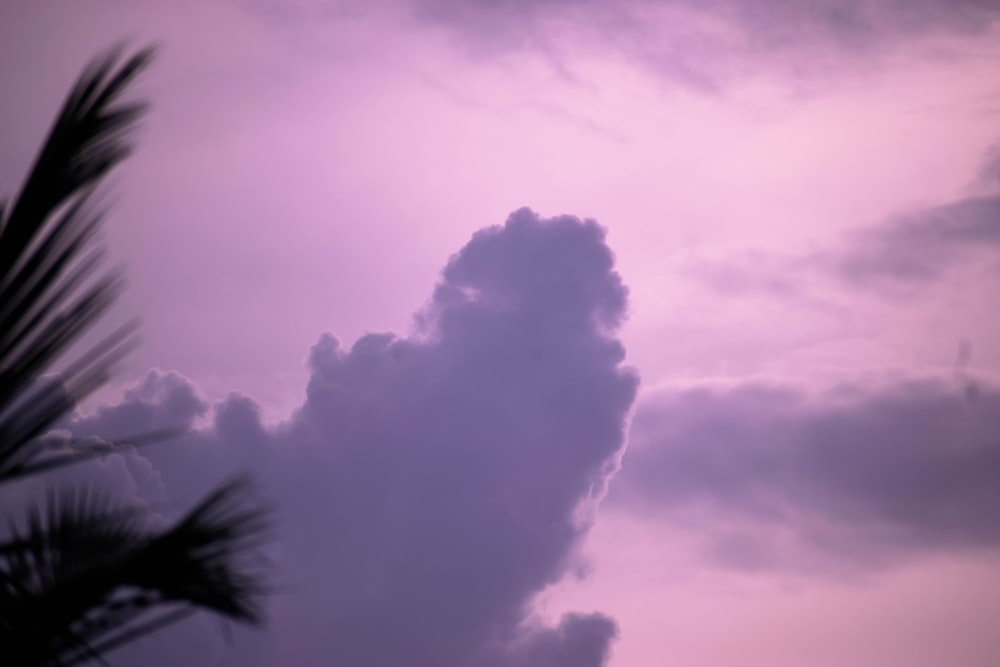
left=64, top=208, right=638, bottom=667
left=611, top=377, right=1000, bottom=573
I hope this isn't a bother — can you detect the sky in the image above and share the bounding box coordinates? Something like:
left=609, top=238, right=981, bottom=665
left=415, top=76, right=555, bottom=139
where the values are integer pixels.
left=2, top=1, right=1000, bottom=666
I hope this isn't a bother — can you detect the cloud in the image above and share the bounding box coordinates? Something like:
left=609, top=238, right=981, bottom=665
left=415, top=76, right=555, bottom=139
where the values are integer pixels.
left=610, top=376, right=1000, bottom=572
left=61, top=208, right=639, bottom=667
left=73, top=370, right=210, bottom=436
left=975, top=142, right=1000, bottom=189
left=832, top=193, right=1000, bottom=291
left=684, top=148, right=1000, bottom=301
left=482, top=612, right=618, bottom=667
left=395, top=0, right=1000, bottom=87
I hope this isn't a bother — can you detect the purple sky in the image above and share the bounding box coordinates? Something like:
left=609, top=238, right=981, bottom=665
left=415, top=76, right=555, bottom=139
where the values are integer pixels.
left=3, top=1, right=1000, bottom=665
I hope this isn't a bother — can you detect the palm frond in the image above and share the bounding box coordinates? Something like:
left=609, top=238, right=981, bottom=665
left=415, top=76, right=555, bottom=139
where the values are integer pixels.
left=0, top=46, right=156, bottom=483
left=0, top=45, right=274, bottom=665
left=0, top=476, right=271, bottom=666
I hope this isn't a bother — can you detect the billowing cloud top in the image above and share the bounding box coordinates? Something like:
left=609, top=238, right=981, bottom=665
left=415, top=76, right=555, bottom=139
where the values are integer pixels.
left=65, top=208, right=638, bottom=667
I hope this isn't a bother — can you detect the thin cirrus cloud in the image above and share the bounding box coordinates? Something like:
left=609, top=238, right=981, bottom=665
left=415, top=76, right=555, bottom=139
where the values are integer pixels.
left=609, top=377, right=1000, bottom=573
left=833, top=192, right=1000, bottom=292
left=66, top=208, right=638, bottom=667
left=683, top=150, right=1000, bottom=301
left=220, top=0, right=1000, bottom=95
left=389, top=0, right=1000, bottom=87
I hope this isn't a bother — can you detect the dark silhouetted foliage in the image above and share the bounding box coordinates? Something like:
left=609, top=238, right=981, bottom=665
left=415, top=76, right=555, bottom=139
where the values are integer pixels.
left=0, top=46, right=270, bottom=666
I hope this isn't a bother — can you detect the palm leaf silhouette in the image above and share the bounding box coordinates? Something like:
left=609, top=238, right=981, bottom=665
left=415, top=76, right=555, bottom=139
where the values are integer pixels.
left=0, top=46, right=271, bottom=666
left=1, top=476, right=270, bottom=666
left=0, top=45, right=154, bottom=482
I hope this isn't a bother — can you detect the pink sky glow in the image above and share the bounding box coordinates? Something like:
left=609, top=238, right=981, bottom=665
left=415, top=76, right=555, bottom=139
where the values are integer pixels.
left=3, top=1, right=1000, bottom=666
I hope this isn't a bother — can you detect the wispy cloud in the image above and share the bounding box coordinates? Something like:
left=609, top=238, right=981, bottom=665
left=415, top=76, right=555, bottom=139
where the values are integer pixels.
left=685, top=147, right=1000, bottom=301
left=393, top=0, right=1000, bottom=87
left=611, top=376, right=1000, bottom=573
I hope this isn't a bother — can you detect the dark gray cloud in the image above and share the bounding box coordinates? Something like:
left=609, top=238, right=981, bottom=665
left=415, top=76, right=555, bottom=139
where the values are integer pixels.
left=611, top=377, right=1000, bottom=572
left=399, top=0, right=1000, bottom=87
left=62, top=208, right=638, bottom=667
